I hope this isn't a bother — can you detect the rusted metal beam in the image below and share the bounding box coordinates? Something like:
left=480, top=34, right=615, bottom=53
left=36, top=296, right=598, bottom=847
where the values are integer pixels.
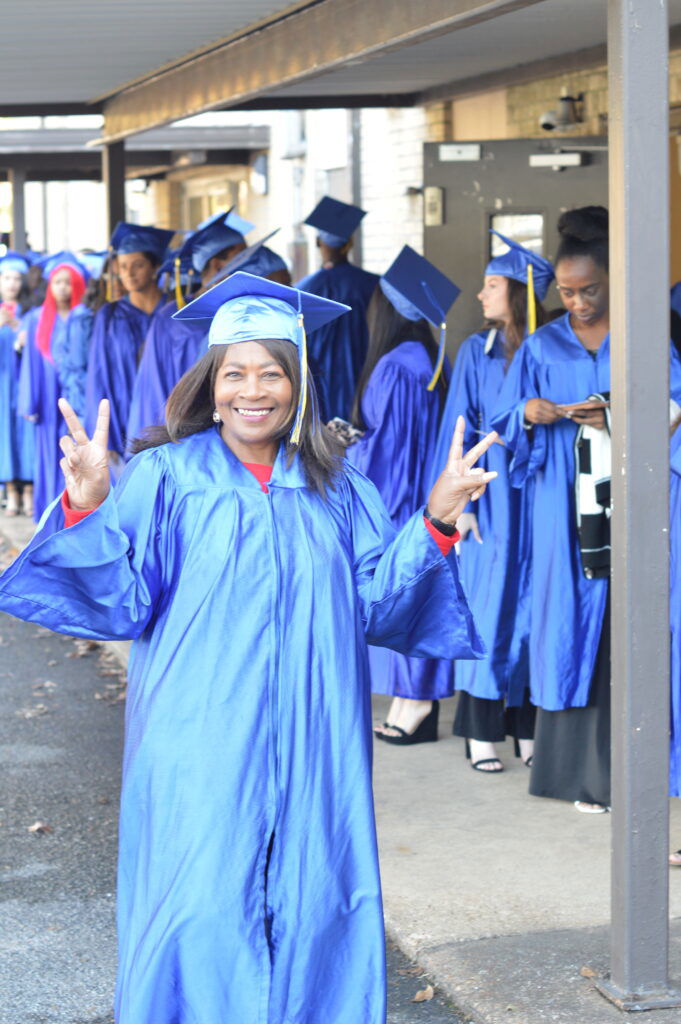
left=98, top=0, right=545, bottom=143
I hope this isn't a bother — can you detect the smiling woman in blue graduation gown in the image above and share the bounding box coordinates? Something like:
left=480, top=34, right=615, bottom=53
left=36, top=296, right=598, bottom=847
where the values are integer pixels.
left=0, top=252, right=34, bottom=515
left=0, top=272, right=496, bottom=1024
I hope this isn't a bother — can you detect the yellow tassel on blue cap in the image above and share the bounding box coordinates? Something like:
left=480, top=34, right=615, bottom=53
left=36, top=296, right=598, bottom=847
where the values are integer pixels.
left=427, top=322, right=447, bottom=392
left=106, top=245, right=114, bottom=303
left=290, top=312, right=309, bottom=447
left=527, top=263, right=536, bottom=335
left=174, top=257, right=185, bottom=311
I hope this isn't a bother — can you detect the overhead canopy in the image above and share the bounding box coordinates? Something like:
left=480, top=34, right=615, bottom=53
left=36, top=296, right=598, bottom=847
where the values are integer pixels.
left=2, top=0, right=681, bottom=142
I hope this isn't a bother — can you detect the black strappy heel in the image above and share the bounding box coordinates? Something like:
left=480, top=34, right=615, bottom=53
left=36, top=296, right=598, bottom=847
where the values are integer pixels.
left=376, top=701, right=439, bottom=746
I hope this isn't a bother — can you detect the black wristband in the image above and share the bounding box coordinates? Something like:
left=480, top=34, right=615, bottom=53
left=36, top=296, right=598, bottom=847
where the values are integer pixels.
left=424, top=506, right=458, bottom=537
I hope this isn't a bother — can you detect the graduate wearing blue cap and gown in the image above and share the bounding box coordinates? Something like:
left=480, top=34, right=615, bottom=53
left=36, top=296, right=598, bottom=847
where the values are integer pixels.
left=296, top=197, right=379, bottom=421
left=0, top=270, right=490, bottom=1024
left=492, top=206, right=681, bottom=807
left=348, top=245, right=459, bottom=740
left=85, top=224, right=175, bottom=466
left=18, top=252, right=87, bottom=520
left=126, top=211, right=256, bottom=446
left=56, top=251, right=109, bottom=420
left=0, top=252, right=35, bottom=500
left=433, top=233, right=555, bottom=768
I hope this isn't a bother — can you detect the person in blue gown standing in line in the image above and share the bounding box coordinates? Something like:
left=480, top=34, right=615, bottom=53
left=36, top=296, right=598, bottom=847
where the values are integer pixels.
left=58, top=251, right=113, bottom=421
left=296, top=196, right=380, bottom=421
left=18, top=252, right=87, bottom=521
left=493, top=206, right=681, bottom=812
left=434, top=234, right=554, bottom=773
left=126, top=210, right=258, bottom=447
left=0, top=270, right=498, bottom=1024
left=85, top=223, right=175, bottom=477
left=0, top=251, right=35, bottom=517
left=348, top=245, right=460, bottom=744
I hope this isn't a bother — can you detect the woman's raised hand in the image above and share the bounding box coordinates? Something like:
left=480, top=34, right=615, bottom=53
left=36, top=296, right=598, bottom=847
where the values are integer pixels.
left=426, top=416, right=498, bottom=526
left=58, top=398, right=111, bottom=511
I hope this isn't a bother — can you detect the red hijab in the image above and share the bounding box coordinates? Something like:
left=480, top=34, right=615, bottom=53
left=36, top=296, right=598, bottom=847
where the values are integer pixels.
left=36, top=263, right=86, bottom=362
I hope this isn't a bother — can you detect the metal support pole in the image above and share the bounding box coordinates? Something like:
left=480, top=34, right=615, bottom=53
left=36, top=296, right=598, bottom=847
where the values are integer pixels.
left=350, top=108, right=363, bottom=267
left=9, top=169, right=26, bottom=251
left=596, top=0, right=681, bottom=1009
left=102, top=141, right=126, bottom=237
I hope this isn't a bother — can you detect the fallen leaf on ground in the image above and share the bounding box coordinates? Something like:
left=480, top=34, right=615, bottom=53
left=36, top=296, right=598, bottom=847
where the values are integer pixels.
left=16, top=704, right=49, bottom=718
left=27, top=821, right=53, bottom=834
left=412, top=984, right=434, bottom=1003
left=580, top=965, right=598, bottom=979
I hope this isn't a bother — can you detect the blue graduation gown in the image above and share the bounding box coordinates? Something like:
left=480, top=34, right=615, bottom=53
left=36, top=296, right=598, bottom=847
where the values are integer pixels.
left=493, top=313, right=681, bottom=711
left=55, top=303, right=95, bottom=419
left=670, top=429, right=681, bottom=796
left=348, top=341, right=453, bottom=699
left=296, top=262, right=379, bottom=421
left=0, top=307, right=35, bottom=483
left=0, top=428, right=484, bottom=1024
left=431, top=330, right=531, bottom=705
left=17, top=308, right=69, bottom=520
left=85, top=297, right=165, bottom=457
left=126, top=300, right=208, bottom=446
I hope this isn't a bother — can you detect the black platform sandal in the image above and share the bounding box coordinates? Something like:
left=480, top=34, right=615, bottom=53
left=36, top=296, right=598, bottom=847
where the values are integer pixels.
left=465, top=739, right=504, bottom=772
left=375, top=701, right=439, bottom=746
left=513, top=737, right=533, bottom=767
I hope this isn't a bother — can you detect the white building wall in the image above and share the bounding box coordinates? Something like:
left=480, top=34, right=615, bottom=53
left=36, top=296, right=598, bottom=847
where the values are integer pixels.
left=359, top=107, right=427, bottom=274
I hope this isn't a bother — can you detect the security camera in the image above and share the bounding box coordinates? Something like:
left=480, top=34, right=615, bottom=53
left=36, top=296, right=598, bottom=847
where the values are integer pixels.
left=539, top=110, right=559, bottom=131
left=539, top=93, right=584, bottom=132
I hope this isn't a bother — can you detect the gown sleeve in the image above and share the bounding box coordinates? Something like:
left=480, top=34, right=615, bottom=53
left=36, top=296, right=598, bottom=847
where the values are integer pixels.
left=61, top=307, right=94, bottom=419
left=17, top=312, right=41, bottom=421
left=340, top=465, right=486, bottom=660
left=0, top=449, right=169, bottom=641
left=490, top=339, right=547, bottom=487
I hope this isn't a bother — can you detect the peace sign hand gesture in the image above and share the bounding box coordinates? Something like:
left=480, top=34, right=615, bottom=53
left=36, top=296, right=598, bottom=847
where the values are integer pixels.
left=58, top=398, right=111, bottom=512
left=426, top=416, right=498, bottom=526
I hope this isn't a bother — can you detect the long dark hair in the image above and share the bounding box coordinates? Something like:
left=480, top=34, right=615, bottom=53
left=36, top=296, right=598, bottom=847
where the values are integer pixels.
left=130, top=339, right=344, bottom=498
left=351, top=285, right=446, bottom=431
left=485, top=278, right=546, bottom=362
left=555, top=205, right=609, bottom=271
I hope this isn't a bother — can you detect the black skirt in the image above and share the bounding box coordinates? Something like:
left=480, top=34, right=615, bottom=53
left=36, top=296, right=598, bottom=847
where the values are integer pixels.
left=529, top=594, right=611, bottom=806
left=452, top=689, right=536, bottom=742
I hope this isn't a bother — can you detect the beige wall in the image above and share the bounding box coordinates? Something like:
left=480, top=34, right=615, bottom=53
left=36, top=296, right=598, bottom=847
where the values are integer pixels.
left=452, top=89, right=509, bottom=140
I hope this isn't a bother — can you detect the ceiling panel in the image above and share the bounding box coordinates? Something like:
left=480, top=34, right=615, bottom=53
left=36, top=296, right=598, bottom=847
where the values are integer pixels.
left=0, top=0, right=298, bottom=104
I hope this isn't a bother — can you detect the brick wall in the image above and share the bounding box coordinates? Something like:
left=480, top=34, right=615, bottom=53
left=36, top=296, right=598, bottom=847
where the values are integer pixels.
left=359, top=105, right=447, bottom=274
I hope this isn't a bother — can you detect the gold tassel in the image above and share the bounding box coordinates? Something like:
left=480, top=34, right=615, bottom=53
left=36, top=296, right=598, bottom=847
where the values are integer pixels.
left=174, top=257, right=185, bottom=310
left=427, top=322, right=447, bottom=391
left=106, top=246, right=114, bottom=302
left=527, top=263, right=537, bottom=335
left=290, top=314, right=309, bottom=446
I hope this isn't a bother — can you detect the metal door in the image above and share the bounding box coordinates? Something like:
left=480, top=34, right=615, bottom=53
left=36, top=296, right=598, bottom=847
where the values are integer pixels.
left=423, top=137, right=608, bottom=346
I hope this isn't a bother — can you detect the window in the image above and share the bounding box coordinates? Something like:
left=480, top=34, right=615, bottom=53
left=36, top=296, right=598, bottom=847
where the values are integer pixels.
left=490, top=213, right=544, bottom=257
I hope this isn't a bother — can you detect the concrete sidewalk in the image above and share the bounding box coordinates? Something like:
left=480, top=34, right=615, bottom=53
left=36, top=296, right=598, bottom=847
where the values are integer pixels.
left=2, top=510, right=681, bottom=1023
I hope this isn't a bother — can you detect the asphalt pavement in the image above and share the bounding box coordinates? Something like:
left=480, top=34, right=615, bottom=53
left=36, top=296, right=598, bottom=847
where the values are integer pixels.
left=0, top=588, right=463, bottom=1024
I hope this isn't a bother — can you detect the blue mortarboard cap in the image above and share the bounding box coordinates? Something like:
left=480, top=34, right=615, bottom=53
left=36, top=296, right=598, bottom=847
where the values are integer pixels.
left=79, top=250, right=108, bottom=280
left=24, top=250, right=45, bottom=267
left=380, top=245, right=460, bottom=325
left=485, top=231, right=554, bottom=300
left=37, top=250, right=89, bottom=281
left=380, top=245, right=460, bottom=391
left=304, top=197, right=366, bottom=248
left=110, top=222, right=175, bottom=262
left=173, top=271, right=349, bottom=445
left=186, top=210, right=256, bottom=274
left=207, top=230, right=287, bottom=288
left=0, top=250, right=30, bottom=275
